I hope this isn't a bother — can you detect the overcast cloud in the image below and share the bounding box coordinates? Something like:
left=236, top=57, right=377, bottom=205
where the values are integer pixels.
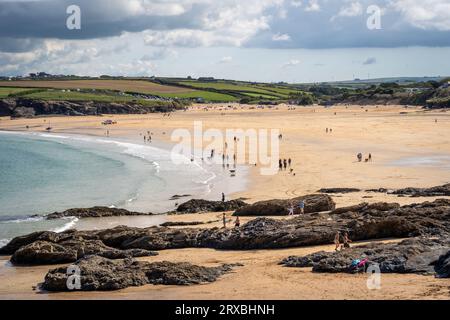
left=0, top=0, right=449, bottom=81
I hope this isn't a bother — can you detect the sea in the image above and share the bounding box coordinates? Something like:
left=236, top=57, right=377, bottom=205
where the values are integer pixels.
left=0, top=131, right=248, bottom=246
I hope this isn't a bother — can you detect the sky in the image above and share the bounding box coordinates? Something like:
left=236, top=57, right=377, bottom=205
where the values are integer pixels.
left=1, top=0, right=450, bottom=83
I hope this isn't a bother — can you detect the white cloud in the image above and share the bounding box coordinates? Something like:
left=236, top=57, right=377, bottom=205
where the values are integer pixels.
left=305, top=0, right=320, bottom=12
left=282, top=59, right=301, bottom=67
left=290, top=0, right=302, bottom=7
left=391, top=0, right=450, bottom=31
left=218, top=56, right=233, bottom=63
left=363, top=57, right=377, bottom=65
left=272, top=33, right=291, bottom=41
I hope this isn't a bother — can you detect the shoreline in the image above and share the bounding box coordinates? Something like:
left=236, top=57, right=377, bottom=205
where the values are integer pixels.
left=0, top=104, right=449, bottom=300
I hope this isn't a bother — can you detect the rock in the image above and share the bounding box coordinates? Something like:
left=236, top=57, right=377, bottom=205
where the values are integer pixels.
left=331, top=202, right=400, bottom=215
left=42, top=256, right=241, bottom=291
left=281, top=237, right=450, bottom=276
left=318, top=188, right=361, bottom=194
left=176, top=199, right=248, bottom=214
left=391, top=184, right=450, bottom=197
left=2, top=199, right=450, bottom=265
left=46, top=207, right=152, bottom=220
left=233, top=194, right=335, bottom=216
left=0, top=231, right=65, bottom=255
left=435, top=251, right=450, bottom=278
left=8, top=237, right=157, bottom=265
left=366, top=188, right=390, bottom=193
left=160, top=220, right=218, bottom=227
left=169, top=194, right=191, bottom=201
left=11, top=241, right=78, bottom=265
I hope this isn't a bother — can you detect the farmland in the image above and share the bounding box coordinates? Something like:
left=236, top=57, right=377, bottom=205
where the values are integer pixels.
left=0, top=79, right=237, bottom=102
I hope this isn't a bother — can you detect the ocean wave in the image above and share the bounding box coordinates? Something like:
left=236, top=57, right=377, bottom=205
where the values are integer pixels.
left=52, top=217, right=79, bottom=233
left=0, top=238, right=11, bottom=248
left=0, top=215, right=44, bottom=224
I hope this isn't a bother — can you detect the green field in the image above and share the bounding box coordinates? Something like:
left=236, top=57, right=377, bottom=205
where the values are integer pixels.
left=177, top=80, right=300, bottom=99
left=0, top=87, right=33, bottom=98
left=157, top=91, right=238, bottom=102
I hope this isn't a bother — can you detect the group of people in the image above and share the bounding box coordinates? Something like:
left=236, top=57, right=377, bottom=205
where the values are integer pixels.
left=142, top=131, right=153, bottom=143
left=223, top=212, right=241, bottom=229
left=287, top=200, right=305, bottom=216
left=279, top=158, right=292, bottom=171
left=357, top=153, right=372, bottom=163
left=325, top=128, right=333, bottom=133
left=334, top=231, right=352, bottom=251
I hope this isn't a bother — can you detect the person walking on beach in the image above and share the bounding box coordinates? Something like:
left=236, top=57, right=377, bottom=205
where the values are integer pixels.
left=279, top=159, right=283, bottom=171
left=288, top=158, right=292, bottom=167
left=357, top=153, right=363, bottom=162
left=234, top=216, right=241, bottom=228
left=342, top=232, right=352, bottom=249
left=283, top=159, right=287, bottom=170
left=298, top=200, right=305, bottom=214
left=288, top=203, right=295, bottom=216
left=334, top=232, right=341, bottom=252
left=368, top=153, right=372, bottom=162
left=222, top=213, right=227, bottom=229
left=222, top=193, right=226, bottom=202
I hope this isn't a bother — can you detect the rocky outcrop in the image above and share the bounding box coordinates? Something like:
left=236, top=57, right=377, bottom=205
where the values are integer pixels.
left=0, top=98, right=183, bottom=118
left=160, top=220, right=219, bottom=227
left=330, top=202, right=400, bottom=215
left=176, top=199, right=248, bottom=214
left=46, top=207, right=152, bottom=220
left=318, top=188, right=361, bottom=194
left=280, top=237, right=450, bottom=277
left=435, top=251, right=450, bottom=278
left=2, top=199, right=449, bottom=265
left=10, top=238, right=157, bottom=265
left=42, top=255, right=240, bottom=291
left=233, top=194, right=335, bottom=216
left=391, top=184, right=450, bottom=197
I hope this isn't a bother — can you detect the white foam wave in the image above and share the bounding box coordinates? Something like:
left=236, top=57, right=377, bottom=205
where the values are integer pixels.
left=0, top=238, right=11, bottom=248
left=52, top=217, right=79, bottom=233
left=0, top=216, right=44, bottom=224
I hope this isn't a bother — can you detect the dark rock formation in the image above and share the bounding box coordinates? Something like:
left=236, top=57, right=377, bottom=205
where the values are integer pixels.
left=46, top=207, right=152, bottom=220
left=391, top=184, right=450, bottom=197
left=233, top=194, right=335, bottom=216
left=10, top=237, right=157, bottom=265
left=435, top=251, right=450, bottom=278
left=280, top=237, right=450, bottom=276
left=176, top=199, right=248, bottom=214
left=2, top=199, right=449, bottom=265
left=330, top=202, right=400, bottom=215
left=318, top=188, right=361, bottom=194
left=42, top=255, right=240, bottom=291
left=160, top=220, right=218, bottom=227
left=0, top=98, right=183, bottom=118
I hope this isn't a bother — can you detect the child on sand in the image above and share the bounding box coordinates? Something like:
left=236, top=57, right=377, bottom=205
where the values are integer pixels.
left=234, top=216, right=241, bottom=228
left=342, top=232, right=352, bottom=249
left=334, top=232, right=341, bottom=251
left=288, top=203, right=295, bottom=216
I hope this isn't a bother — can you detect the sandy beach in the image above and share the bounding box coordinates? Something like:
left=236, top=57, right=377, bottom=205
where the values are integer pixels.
left=0, top=104, right=449, bottom=300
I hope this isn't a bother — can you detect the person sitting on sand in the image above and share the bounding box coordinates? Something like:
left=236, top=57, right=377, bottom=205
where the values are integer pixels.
left=334, top=232, right=341, bottom=251
left=342, top=232, right=352, bottom=249
left=234, top=216, right=241, bottom=228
